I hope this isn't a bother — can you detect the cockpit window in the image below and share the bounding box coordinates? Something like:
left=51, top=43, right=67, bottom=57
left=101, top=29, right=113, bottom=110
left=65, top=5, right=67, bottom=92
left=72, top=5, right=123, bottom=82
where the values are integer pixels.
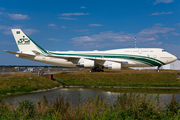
left=162, top=50, right=166, bottom=52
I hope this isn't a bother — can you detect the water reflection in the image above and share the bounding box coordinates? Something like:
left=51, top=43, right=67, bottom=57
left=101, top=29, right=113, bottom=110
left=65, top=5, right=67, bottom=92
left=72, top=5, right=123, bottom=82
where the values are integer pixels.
left=4, top=88, right=180, bottom=106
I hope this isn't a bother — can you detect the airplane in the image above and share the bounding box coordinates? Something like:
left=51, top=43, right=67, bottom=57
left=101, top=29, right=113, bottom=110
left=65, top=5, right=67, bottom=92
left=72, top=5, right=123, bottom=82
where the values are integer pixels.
left=4, top=29, right=177, bottom=72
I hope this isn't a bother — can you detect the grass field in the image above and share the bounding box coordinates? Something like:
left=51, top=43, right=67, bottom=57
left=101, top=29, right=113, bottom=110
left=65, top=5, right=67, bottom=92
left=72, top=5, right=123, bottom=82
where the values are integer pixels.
left=0, top=69, right=180, bottom=97
left=0, top=72, right=61, bottom=97
left=54, top=70, right=180, bottom=87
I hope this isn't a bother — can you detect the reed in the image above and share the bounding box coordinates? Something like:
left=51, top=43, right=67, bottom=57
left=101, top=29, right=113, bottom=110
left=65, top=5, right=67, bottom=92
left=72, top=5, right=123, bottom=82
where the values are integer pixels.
left=0, top=93, right=180, bottom=119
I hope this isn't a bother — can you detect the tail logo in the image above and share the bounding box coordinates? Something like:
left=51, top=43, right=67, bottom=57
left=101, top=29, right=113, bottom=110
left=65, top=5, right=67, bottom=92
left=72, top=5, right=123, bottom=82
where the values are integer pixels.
left=18, top=36, right=30, bottom=45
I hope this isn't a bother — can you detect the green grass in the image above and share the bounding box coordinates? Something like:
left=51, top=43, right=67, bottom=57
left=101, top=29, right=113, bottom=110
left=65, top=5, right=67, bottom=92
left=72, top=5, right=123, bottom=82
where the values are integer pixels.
left=54, top=70, right=180, bottom=87
left=0, top=72, right=61, bottom=97
left=1, top=70, right=180, bottom=97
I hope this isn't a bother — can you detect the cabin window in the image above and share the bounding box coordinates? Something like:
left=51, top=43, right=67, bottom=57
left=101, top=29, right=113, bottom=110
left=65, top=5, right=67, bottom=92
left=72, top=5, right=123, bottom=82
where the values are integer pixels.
left=162, top=50, right=166, bottom=52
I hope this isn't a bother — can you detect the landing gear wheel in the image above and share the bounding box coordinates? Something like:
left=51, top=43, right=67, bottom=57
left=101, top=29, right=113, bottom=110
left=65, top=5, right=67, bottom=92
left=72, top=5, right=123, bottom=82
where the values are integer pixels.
left=89, top=67, right=104, bottom=72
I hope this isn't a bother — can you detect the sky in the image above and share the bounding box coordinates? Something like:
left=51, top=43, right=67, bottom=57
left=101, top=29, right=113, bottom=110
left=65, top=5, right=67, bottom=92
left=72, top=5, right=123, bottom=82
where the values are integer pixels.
left=0, top=0, right=180, bottom=65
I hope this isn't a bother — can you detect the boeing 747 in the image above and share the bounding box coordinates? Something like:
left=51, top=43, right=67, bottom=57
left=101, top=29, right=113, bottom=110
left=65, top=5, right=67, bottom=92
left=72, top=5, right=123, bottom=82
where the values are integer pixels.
left=4, top=29, right=177, bottom=72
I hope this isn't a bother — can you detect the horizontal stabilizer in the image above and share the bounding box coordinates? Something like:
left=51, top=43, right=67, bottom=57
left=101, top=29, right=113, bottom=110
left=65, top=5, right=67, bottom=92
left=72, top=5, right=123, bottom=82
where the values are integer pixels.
left=4, top=50, right=35, bottom=57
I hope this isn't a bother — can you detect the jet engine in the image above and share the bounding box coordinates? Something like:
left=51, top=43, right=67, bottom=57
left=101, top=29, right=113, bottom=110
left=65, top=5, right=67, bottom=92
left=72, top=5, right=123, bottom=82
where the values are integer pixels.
left=76, top=59, right=94, bottom=68
left=104, top=62, right=121, bottom=70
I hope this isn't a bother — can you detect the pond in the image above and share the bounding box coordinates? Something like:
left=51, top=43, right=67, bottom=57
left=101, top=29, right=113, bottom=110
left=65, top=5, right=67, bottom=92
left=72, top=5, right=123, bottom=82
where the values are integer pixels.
left=4, top=88, right=180, bottom=106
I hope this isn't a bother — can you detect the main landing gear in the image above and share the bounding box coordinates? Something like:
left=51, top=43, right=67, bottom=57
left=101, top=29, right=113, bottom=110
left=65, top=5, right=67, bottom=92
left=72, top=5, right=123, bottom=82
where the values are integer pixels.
left=156, top=66, right=161, bottom=72
left=89, top=67, right=104, bottom=72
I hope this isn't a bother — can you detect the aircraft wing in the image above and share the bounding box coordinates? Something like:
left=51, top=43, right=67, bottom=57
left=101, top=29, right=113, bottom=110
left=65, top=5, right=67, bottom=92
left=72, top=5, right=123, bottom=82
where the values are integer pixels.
left=45, top=53, right=130, bottom=64
left=31, top=50, right=131, bottom=64
left=31, top=50, right=79, bottom=59
left=46, top=54, right=80, bottom=59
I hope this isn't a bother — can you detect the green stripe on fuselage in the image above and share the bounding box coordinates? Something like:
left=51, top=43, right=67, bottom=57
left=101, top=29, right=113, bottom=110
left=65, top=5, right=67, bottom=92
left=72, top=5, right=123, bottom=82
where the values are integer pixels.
left=48, top=52, right=165, bottom=66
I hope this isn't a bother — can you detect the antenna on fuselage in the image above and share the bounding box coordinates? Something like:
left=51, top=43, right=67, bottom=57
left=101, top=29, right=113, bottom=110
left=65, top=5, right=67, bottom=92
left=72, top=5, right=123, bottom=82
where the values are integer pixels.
left=135, top=36, right=137, bottom=48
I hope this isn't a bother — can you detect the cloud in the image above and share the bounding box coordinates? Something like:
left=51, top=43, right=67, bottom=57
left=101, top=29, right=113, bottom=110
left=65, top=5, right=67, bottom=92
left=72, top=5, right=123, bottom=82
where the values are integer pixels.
left=75, top=29, right=91, bottom=34
left=62, top=26, right=66, bottom=29
left=81, top=6, right=86, bottom=9
left=72, top=36, right=95, bottom=42
left=59, top=13, right=89, bottom=20
left=8, top=13, right=29, bottom=20
left=47, top=38, right=60, bottom=41
left=137, top=26, right=175, bottom=42
left=1, top=7, right=5, bottom=10
left=154, top=0, right=174, bottom=4
left=175, top=23, right=180, bottom=27
left=76, top=29, right=89, bottom=32
left=151, top=11, right=173, bottom=15
left=58, top=17, right=77, bottom=20
left=0, top=12, right=3, bottom=15
left=89, top=24, right=103, bottom=27
left=0, top=25, right=22, bottom=35
left=48, top=24, right=56, bottom=27
left=71, top=26, right=176, bottom=50
left=71, top=31, right=134, bottom=45
left=23, top=29, right=39, bottom=35
left=171, top=32, right=179, bottom=36
left=0, top=11, right=29, bottom=20
left=154, top=23, right=164, bottom=26
left=138, top=26, right=175, bottom=35
left=60, top=13, right=89, bottom=16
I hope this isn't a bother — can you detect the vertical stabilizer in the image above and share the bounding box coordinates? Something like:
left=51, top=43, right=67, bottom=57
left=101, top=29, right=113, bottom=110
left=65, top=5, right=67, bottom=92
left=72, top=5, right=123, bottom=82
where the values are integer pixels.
left=11, top=29, right=47, bottom=55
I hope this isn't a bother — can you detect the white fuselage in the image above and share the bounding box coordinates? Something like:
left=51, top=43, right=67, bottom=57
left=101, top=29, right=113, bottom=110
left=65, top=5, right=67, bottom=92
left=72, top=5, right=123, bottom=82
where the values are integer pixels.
left=18, top=48, right=177, bottom=68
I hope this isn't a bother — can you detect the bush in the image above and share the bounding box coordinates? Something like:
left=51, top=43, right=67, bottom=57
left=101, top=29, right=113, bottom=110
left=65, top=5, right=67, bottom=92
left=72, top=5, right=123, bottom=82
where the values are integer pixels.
left=16, top=100, right=35, bottom=119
